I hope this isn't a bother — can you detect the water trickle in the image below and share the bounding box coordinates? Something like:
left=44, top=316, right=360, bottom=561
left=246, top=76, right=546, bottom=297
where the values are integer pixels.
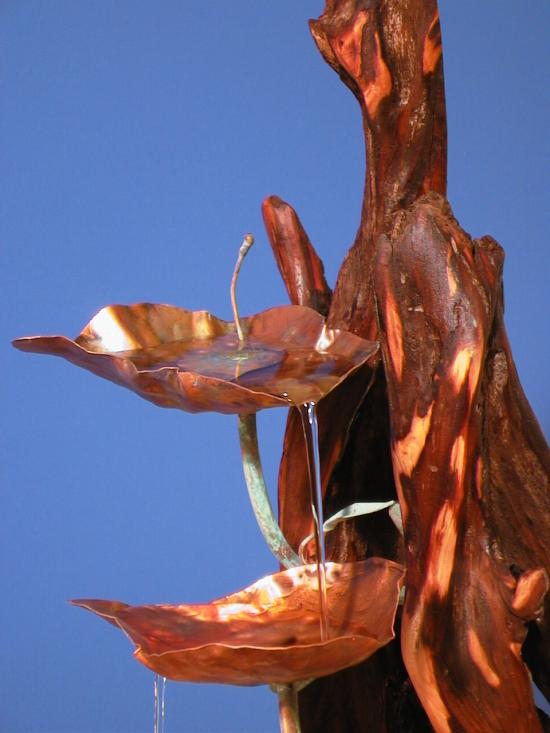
left=299, top=401, right=329, bottom=641
left=153, top=674, right=167, bottom=733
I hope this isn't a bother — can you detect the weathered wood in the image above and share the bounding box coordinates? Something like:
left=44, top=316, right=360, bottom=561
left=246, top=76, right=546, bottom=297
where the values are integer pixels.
left=483, top=288, right=550, bottom=702
left=375, top=192, right=548, bottom=732
left=264, top=1, right=549, bottom=730
left=263, top=198, right=422, bottom=730
left=311, top=0, right=447, bottom=338
left=299, top=626, right=432, bottom=733
left=269, top=2, right=449, bottom=729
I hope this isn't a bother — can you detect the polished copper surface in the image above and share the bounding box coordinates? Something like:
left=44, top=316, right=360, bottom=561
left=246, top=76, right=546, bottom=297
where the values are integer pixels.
left=13, top=304, right=378, bottom=414
left=72, top=558, right=404, bottom=685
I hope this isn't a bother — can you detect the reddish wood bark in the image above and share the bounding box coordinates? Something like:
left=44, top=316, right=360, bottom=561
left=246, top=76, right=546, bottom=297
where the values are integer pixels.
left=312, top=0, right=447, bottom=338
left=262, top=196, right=332, bottom=317
left=263, top=0, right=550, bottom=730
left=375, top=193, right=548, bottom=732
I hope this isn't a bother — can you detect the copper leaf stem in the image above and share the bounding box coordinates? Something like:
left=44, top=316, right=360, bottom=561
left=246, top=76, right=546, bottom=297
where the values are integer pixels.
left=275, top=684, right=302, bottom=733
left=230, top=234, right=254, bottom=344
left=237, top=412, right=300, bottom=569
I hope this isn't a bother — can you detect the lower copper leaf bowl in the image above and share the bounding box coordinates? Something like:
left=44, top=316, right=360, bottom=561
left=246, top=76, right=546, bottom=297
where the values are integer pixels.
left=73, top=558, right=404, bottom=685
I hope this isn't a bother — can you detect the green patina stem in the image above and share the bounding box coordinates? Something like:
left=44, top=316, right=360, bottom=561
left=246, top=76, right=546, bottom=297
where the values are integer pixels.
left=237, top=412, right=300, bottom=569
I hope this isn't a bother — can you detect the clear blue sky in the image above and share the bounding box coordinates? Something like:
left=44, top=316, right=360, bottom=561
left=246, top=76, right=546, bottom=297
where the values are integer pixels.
left=2, top=2, right=548, bottom=731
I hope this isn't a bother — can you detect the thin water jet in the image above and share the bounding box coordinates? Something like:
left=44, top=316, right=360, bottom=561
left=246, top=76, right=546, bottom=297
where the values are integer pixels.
left=299, top=401, right=329, bottom=641
left=153, top=674, right=166, bottom=733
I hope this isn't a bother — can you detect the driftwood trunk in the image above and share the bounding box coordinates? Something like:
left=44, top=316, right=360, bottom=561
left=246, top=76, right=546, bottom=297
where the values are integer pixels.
left=262, top=2, right=549, bottom=731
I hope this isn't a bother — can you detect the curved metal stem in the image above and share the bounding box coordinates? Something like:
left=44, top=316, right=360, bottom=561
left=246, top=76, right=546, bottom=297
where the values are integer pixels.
left=276, top=684, right=301, bottom=733
left=230, top=234, right=254, bottom=344
left=238, top=413, right=300, bottom=569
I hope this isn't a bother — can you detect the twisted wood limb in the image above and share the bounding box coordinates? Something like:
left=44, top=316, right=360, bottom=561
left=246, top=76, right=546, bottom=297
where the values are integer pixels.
left=375, top=193, right=548, bottom=732
left=261, top=195, right=419, bottom=729
left=311, top=0, right=447, bottom=337
left=264, top=2, right=550, bottom=730
left=482, top=280, right=550, bottom=701
left=265, top=2, right=449, bottom=729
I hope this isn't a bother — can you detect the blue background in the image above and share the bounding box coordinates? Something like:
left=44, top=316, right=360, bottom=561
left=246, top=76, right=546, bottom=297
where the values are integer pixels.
left=2, top=2, right=548, bottom=731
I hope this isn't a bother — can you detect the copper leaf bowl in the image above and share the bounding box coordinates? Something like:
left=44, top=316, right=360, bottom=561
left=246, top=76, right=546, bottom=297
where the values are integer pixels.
left=14, top=303, right=378, bottom=415
left=73, top=557, right=404, bottom=685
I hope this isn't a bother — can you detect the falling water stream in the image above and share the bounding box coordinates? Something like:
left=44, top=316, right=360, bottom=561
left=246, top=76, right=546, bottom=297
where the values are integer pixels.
left=299, top=401, right=329, bottom=641
left=153, top=675, right=167, bottom=733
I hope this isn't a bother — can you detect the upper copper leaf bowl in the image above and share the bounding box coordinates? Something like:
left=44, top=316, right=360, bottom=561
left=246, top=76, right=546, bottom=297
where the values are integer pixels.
left=72, top=557, right=404, bottom=685
left=13, top=303, right=378, bottom=414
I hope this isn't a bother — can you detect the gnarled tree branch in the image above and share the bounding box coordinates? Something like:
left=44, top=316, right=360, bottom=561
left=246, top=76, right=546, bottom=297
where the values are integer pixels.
left=375, top=192, right=548, bottom=732
left=263, top=2, right=549, bottom=730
